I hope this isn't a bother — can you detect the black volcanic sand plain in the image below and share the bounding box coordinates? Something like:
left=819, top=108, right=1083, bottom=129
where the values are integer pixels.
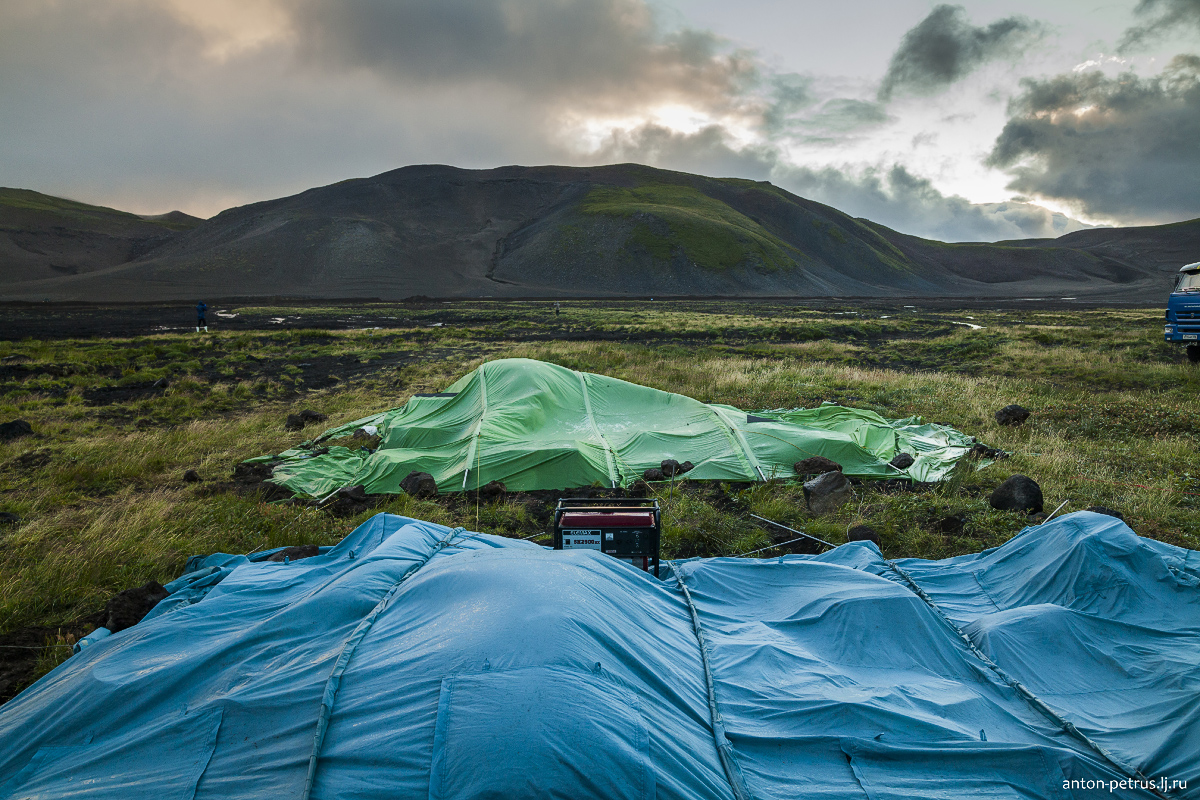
left=1, top=299, right=1199, bottom=702
left=5, top=165, right=1198, bottom=303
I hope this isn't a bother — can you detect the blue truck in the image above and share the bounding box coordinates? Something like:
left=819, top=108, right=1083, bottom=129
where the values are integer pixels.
left=1165, top=262, right=1200, bottom=363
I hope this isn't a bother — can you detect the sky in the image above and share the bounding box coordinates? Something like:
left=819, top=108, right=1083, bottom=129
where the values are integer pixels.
left=0, top=0, right=1197, bottom=242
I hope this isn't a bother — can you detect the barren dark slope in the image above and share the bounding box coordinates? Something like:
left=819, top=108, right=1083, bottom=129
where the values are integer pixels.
left=4, top=165, right=1196, bottom=301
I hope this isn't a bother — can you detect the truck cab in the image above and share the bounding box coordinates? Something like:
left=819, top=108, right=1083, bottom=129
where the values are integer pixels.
left=1165, top=262, right=1200, bottom=363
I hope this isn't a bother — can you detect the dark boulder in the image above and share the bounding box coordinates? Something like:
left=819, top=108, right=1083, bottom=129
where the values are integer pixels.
left=182, top=469, right=202, bottom=483
left=989, top=475, right=1044, bottom=513
left=400, top=471, right=438, bottom=499
left=266, top=544, right=321, bottom=562
left=0, top=420, right=33, bottom=441
left=479, top=480, right=507, bottom=500
left=847, top=525, right=881, bottom=547
left=803, top=470, right=852, bottom=515
left=995, top=405, right=1031, bottom=426
left=336, top=485, right=368, bottom=502
left=285, top=409, right=328, bottom=431
left=794, top=456, right=842, bottom=476
left=1085, top=506, right=1124, bottom=521
left=232, top=461, right=273, bottom=483
left=326, top=484, right=371, bottom=516
left=104, top=581, right=169, bottom=633
left=643, top=468, right=665, bottom=482
left=661, top=459, right=692, bottom=477
left=888, top=452, right=915, bottom=470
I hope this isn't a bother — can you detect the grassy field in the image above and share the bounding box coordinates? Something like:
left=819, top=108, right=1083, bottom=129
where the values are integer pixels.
left=1, top=300, right=1198, bottom=693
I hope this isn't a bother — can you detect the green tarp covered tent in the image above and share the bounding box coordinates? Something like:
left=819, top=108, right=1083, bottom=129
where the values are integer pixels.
left=256, top=358, right=980, bottom=496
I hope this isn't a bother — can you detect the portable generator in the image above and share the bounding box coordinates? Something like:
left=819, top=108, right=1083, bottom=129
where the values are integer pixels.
left=553, top=498, right=661, bottom=577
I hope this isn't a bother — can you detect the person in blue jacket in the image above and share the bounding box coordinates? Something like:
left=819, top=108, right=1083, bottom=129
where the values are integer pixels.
left=196, top=301, right=207, bottom=332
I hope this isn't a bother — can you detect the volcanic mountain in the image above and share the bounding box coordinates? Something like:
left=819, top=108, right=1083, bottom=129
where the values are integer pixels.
left=3, top=165, right=1195, bottom=302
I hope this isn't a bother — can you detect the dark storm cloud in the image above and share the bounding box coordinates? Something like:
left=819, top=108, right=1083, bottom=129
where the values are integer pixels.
left=1119, top=0, right=1200, bottom=51
left=289, top=0, right=757, bottom=111
left=592, top=123, right=1086, bottom=241
left=879, top=4, right=1042, bottom=100
left=986, top=55, right=1200, bottom=223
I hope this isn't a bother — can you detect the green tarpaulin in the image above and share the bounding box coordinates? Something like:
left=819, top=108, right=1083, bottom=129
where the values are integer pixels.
left=257, top=358, right=980, bottom=496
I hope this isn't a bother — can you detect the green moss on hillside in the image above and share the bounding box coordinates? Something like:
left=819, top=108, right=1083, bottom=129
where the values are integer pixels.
left=0, top=189, right=198, bottom=233
left=579, top=184, right=802, bottom=272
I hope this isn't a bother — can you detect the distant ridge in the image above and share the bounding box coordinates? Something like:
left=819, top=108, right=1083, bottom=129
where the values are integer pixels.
left=3, top=166, right=1195, bottom=302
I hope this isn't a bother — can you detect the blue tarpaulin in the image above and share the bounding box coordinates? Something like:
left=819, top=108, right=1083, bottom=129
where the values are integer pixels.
left=0, top=511, right=1195, bottom=799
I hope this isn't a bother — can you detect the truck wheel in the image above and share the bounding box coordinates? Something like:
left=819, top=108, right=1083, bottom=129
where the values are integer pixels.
left=1188, top=345, right=1200, bottom=363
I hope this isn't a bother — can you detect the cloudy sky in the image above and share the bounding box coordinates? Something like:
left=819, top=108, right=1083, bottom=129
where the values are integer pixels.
left=1, top=0, right=1197, bottom=241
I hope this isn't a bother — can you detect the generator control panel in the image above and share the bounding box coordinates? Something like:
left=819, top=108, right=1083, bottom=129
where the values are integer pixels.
left=553, top=498, right=661, bottom=577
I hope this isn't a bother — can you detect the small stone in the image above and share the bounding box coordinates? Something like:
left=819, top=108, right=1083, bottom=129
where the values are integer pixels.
left=989, top=474, right=1044, bottom=513
left=266, top=544, right=321, bottom=563
left=104, top=581, right=169, bottom=633
left=995, top=404, right=1031, bottom=426
left=284, top=414, right=305, bottom=431
left=794, top=456, right=842, bottom=475
left=182, top=469, right=202, bottom=483
left=1085, top=506, right=1124, bottom=521
left=337, top=484, right=369, bottom=502
left=399, top=471, right=438, bottom=499
left=889, top=452, right=915, bottom=470
left=479, top=480, right=507, bottom=500
left=679, top=460, right=695, bottom=474
left=660, top=459, right=683, bottom=477
left=643, top=468, right=665, bottom=482
left=232, top=461, right=273, bottom=483
left=299, top=409, right=328, bottom=424
left=847, top=524, right=881, bottom=547
left=803, top=470, right=852, bottom=515
left=0, top=420, right=33, bottom=441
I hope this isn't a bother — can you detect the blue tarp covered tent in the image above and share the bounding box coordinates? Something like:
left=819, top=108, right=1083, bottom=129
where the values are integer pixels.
left=0, top=511, right=1196, bottom=799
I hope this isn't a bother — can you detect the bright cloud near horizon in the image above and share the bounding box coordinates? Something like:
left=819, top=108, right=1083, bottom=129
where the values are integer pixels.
left=1, top=0, right=1198, bottom=242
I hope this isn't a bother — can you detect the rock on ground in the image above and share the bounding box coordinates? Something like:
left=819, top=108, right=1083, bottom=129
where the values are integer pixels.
left=1085, top=506, right=1124, bottom=521
left=0, top=420, right=32, bottom=441
left=803, top=470, right=852, bottom=515
left=182, top=469, right=202, bottom=483
left=888, top=452, right=915, bottom=470
left=266, top=544, right=321, bottom=562
left=660, top=459, right=694, bottom=477
left=989, top=475, right=1044, bottom=513
left=642, top=468, right=665, bottom=482
left=400, top=471, right=438, bottom=499
left=479, top=480, right=507, bottom=500
left=995, top=404, right=1031, bottom=426
left=104, top=581, right=169, bottom=633
left=285, top=409, right=328, bottom=431
left=847, top=525, right=881, bottom=547
left=794, top=456, right=842, bottom=476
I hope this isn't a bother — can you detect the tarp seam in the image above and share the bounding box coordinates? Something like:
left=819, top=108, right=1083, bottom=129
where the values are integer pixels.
left=300, top=525, right=467, bottom=800
left=883, top=558, right=1165, bottom=797
left=707, top=409, right=764, bottom=482
left=460, top=364, right=489, bottom=490
left=669, top=560, right=755, bottom=800
left=577, top=371, right=619, bottom=487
